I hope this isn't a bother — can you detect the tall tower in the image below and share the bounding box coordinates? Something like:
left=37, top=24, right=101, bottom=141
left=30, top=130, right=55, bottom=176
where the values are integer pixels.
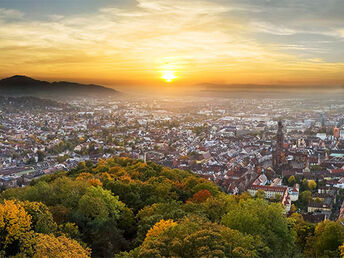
left=273, top=120, right=284, bottom=171
left=320, top=114, right=325, bottom=127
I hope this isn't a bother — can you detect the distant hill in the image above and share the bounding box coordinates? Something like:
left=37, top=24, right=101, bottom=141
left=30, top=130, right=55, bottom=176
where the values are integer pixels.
left=0, top=75, right=119, bottom=98
left=190, top=82, right=344, bottom=99
left=196, top=82, right=344, bottom=92
left=0, top=96, right=74, bottom=112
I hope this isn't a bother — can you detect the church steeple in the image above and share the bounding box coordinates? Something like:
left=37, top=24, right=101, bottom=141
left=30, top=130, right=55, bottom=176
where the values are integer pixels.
left=273, top=120, right=284, bottom=172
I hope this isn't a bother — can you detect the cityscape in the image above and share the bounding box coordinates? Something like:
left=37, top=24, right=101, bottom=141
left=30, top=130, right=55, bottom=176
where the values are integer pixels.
left=1, top=0, right=344, bottom=257
left=2, top=92, right=344, bottom=221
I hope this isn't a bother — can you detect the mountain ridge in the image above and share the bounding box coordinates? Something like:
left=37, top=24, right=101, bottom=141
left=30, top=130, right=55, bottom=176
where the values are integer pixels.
left=0, top=75, right=119, bottom=98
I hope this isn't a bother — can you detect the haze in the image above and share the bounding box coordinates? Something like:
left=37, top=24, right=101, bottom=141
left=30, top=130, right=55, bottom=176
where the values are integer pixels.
left=1, top=0, right=344, bottom=91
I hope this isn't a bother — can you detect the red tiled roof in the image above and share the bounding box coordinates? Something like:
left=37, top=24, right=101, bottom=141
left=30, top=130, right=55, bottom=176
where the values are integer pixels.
left=249, top=185, right=287, bottom=193
left=331, top=169, right=344, bottom=173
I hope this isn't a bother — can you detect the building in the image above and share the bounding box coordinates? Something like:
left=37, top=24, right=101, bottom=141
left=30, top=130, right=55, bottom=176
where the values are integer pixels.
left=247, top=185, right=291, bottom=212
left=334, top=126, right=340, bottom=139
left=272, top=120, right=284, bottom=172
left=340, top=130, right=344, bottom=140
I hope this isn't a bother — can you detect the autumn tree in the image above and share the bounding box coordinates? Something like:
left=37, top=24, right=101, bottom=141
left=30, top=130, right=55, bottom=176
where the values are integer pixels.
left=307, top=180, right=317, bottom=191
left=34, top=234, right=91, bottom=258
left=0, top=200, right=34, bottom=256
left=145, top=219, right=177, bottom=240
left=187, top=189, right=211, bottom=203
left=288, top=175, right=296, bottom=186
left=138, top=216, right=260, bottom=257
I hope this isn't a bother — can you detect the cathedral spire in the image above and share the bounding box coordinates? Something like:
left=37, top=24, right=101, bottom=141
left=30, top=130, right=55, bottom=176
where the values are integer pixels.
left=273, top=120, right=284, bottom=172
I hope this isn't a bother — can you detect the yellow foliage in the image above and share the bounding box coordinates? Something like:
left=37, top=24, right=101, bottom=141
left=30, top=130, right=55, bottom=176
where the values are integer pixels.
left=76, top=173, right=93, bottom=181
left=145, top=219, right=177, bottom=240
left=101, top=172, right=113, bottom=181
left=340, top=242, right=344, bottom=257
left=86, top=178, right=103, bottom=187
left=109, top=166, right=126, bottom=176
left=34, top=234, right=91, bottom=258
left=307, top=180, right=317, bottom=190
left=0, top=200, right=34, bottom=254
left=119, top=175, right=135, bottom=183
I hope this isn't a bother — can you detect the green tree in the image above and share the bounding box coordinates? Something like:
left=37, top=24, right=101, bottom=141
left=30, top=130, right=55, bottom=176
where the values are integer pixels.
left=305, top=220, right=344, bottom=257
left=221, top=198, right=295, bottom=257
left=20, top=201, right=57, bottom=234
left=78, top=186, right=125, bottom=221
left=138, top=216, right=260, bottom=257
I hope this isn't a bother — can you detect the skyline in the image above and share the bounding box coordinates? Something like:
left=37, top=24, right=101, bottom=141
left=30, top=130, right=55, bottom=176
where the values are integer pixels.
left=1, top=0, right=344, bottom=89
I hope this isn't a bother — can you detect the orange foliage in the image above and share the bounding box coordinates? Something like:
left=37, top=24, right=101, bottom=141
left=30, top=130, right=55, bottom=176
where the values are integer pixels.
left=174, top=181, right=184, bottom=189
left=109, top=166, right=126, bottom=176
left=76, top=173, right=92, bottom=181
left=187, top=189, right=211, bottom=203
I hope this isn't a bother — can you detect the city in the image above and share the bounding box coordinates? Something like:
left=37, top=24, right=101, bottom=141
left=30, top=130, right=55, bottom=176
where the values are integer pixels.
left=1, top=0, right=344, bottom=256
left=1, top=94, right=344, bottom=222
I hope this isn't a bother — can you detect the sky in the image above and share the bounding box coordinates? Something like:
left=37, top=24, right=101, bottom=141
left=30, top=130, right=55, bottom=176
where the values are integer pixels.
left=0, top=0, right=344, bottom=89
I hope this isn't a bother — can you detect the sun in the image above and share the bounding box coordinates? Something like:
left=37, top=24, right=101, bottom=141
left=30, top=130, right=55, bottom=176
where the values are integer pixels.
left=161, top=71, right=177, bottom=83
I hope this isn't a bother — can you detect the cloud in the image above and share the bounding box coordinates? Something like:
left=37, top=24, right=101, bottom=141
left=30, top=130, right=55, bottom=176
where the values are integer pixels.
left=0, top=0, right=343, bottom=85
left=338, top=29, right=344, bottom=38
left=0, top=8, right=24, bottom=19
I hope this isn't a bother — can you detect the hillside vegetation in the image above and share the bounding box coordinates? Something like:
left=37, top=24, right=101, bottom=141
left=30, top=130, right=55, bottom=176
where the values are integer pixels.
left=1, top=157, right=344, bottom=257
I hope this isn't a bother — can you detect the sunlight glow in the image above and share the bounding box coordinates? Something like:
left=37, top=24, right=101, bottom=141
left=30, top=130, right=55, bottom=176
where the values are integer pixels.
left=161, top=71, right=177, bottom=83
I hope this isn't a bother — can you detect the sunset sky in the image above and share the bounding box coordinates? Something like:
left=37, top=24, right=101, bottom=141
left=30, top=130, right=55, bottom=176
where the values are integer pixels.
left=1, top=0, right=344, bottom=89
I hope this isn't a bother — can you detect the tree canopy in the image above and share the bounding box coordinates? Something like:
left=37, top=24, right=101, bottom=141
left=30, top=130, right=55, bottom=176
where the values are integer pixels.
left=0, top=157, right=343, bottom=257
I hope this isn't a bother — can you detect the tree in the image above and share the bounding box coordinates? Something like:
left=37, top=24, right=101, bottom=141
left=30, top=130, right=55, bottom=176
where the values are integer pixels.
left=78, top=186, right=125, bottom=221
left=339, top=242, right=344, bottom=257
left=187, top=189, right=211, bottom=203
left=289, top=213, right=315, bottom=253
left=254, top=189, right=265, bottom=199
left=78, top=186, right=130, bottom=257
left=20, top=200, right=57, bottom=234
left=37, top=150, right=45, bottom=162
left=305, top=220, right=344, bottom=257
left=288, top=176, right=296, bottom=186
left=34, top=234, right=91, bottom=257
left=138, top=216, right=260, bottom=257
left=221, top=198, right=295, bottom=257
left=300, top=190, right=312, bottom=205
left=0, top=200, right=34, bottom=256
left=311, top=165, right=323, bottom=172
left=136, top=201, right=186, bottom=243
left=145, top=219, right=177, bottom=240
left=307, top=180, right=317, bottom=191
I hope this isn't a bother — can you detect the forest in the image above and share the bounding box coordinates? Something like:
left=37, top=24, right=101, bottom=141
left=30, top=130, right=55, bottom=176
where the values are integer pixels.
left=0, top=157, right=344, bottom=257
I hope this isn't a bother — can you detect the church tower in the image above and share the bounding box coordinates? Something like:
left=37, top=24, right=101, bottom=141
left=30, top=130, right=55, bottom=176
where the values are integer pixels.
left=273, top=120, right=284, bottom=172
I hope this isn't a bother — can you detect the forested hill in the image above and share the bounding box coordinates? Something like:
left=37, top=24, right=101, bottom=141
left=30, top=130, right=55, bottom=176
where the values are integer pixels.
left=0, top=75, right=118, bottom=98
left=0, top=157, right=344, bottom=257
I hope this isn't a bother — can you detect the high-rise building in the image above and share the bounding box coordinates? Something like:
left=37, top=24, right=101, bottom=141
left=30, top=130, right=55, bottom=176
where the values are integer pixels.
left=273, top=120, right=284, bottom=172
